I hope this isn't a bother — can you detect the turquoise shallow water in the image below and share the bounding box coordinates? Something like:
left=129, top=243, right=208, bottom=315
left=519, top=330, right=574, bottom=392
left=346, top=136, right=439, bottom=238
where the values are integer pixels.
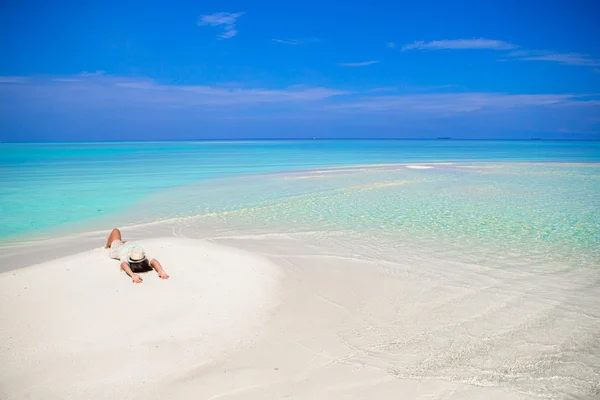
left=1, top=140, right=599, bottom=243
left=113, top=161, right=599, bottom=270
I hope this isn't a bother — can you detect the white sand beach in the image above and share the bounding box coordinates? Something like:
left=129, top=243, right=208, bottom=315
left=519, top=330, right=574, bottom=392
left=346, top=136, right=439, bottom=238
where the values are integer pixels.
left=0, top=237, right=280, bottom=400
left=1, top=225, right=599, bottom=399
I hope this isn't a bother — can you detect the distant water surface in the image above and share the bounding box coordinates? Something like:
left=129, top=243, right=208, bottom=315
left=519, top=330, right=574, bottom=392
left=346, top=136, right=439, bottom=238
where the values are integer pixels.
left=1, top=140, right=599, bottom=240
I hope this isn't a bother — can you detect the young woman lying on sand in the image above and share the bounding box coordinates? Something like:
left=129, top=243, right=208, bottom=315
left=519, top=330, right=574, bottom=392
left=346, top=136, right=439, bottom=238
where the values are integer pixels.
left=105, top=228, right=169, bottom=283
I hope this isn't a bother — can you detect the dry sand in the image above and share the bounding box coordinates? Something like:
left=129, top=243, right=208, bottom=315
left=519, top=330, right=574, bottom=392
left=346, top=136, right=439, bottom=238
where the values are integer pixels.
left=0, top=237, right=280, bottom=400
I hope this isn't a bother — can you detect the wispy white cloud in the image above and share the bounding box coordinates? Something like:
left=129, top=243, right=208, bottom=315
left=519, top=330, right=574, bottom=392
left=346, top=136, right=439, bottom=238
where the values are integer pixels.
left=386, top=42, right=395, bottom=49
left=4, top=75, right=598, bottom=118
left=509, top=50, right=599, bottom=66
left=49, top=71, right=105, bottom=83
left=272, top=39, right=300, bottom=45
left=17, top=75, right=348, bottom=107
left=0, top=76, right=28, bottom=84
left=522, top=54, right=599, bottom=66
left=368, top=87, right=398, bottom=93
left=271, top=38, right=319, bottom=45
left=52, top=78, right=83, bottom=82
left=426, top=84, right=461, bottom=91
left=329, top=93, right=597, bottom=113
left=338, top=60, right=380, bottom=67
left=3, top=75, right=599, bottom=140
left=370, top=84, right=463, bottom=94
left=402, top=38, right=517, bottom=51
left=79, top=70, right=105, bottom=76
left=401, top=38, right=599, bottom=69
left=121, top=81, right=349, bottom=104
left=197, top=12, right=245, bottom=39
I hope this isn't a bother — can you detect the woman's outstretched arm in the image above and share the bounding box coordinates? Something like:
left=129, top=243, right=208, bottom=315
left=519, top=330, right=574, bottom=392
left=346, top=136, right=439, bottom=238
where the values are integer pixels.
left=121, top=261, right=143, bottom=283
left=150, top=259, right=169, bottom=279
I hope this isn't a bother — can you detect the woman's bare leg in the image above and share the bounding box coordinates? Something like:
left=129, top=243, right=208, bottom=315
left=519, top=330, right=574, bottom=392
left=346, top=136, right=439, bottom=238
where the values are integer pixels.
left=105, top=228, right=122, bottom=248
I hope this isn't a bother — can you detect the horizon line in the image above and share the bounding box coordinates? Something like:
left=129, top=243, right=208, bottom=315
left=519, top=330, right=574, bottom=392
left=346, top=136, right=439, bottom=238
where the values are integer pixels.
left=3, top=138, right=600, bottom=144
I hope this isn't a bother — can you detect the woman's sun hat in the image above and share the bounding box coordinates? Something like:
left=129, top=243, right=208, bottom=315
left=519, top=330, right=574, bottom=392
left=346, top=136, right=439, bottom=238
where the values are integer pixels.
left=128, top=247, right=146, bottom=263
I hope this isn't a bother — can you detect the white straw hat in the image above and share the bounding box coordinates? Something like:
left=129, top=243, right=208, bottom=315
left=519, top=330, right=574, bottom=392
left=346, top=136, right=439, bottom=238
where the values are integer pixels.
left=128, top=247, right=146, bottom=263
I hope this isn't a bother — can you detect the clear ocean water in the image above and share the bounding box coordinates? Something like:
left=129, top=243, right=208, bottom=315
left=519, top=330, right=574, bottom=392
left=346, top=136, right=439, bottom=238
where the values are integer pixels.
left=1, top=140, right=599, bottom=248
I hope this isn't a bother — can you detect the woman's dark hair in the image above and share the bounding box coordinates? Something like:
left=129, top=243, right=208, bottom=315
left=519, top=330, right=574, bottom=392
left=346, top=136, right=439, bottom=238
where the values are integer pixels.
left=129, top=259, right=153, bottom=273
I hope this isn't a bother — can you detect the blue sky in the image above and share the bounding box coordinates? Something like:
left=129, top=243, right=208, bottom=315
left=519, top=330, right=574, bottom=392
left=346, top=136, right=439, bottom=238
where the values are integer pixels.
left=1, top=0, right=599, bottom=141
